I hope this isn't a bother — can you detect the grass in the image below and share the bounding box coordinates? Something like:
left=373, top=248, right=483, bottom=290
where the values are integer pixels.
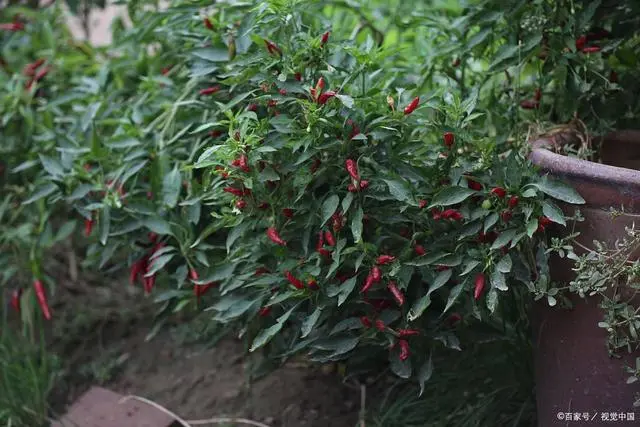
left=0, top=319, right=58, bottom=427
left=367, top=336, right=537, bottom=427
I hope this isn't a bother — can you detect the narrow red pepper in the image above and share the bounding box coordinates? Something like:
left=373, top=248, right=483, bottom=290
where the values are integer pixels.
left=347, top=183, right=358, bottom=193
left=258, top=306, right=272, bottom=317
left=375, top=320, right=386, bottom=331
left=33, top=279, right=51, bottom=320
left=235, top=200, right=246, bottom=209
left=576, top=35, right=587, bottom=51
left=0, top=22, right=25, bottom=31
left=318, top=90, right=336, bottom=105
left=237, top=154, right=250, bottom=172
left=279, top=88, right=287, bottom=95
left=320, top=31, right=330, bottom=46
left=534, top=88, right=542, bottom=102
left=443, top=132, right=455, bottom=148
left=490, top=187, right=507, bottom=198
left=143, top=275, right=156, bottom=294
left=609, top=71, right=618, bottom=83
left=361, top=272, right=375, bottom=293
left=332, top=211, right=344, bottom=233
left=520, top=99, right=539, bottom=109
left=467, top=178, right=483, bottom=191
left=11, top=289, right=22, bottom=313
left=266, top=227, right=287, bottom=246
left=189, top=269, right=199, bottom=281
left=285, top=271, right=304, bottom=289
left=360, top=316, right=372, bottom=328
left=264, top=39, right=282, bottom=56
left=539, top=216, right=552, bottom=227
left=418, top=199, right=428, bottom=209
left=397, top=329, right=420, bottom=337
left=223, top=187, right=244, bottom=197
left=295, top=72, right=302, bottom=81
left=501, top=210, right=512, bottom=222
left=414, top=245, right=426, bottom=256
left=23, top=58, right=45, bottom=76
left=432, top=209, right=442, bottom=220
left=254, top=267, right=270, bottom=276
left=324, top=231, right=336, bottom=247
left=376, top=255, right=396, bottom=265
left=508, top=195, right=519, bottom=208
left=370, top=266, right=382, bottom=282
left=318, top=248, right=332, bottom=258
left=582, top=46, right=601, bottom=54
left=203, top=17, right=214, bottom=30
left=448, top=312, right=462, bottom=325
left=403, top=97, right=420, bottom=115
left=359, top=180, right=369, bottom=190
left=282, top=208, right=294, bottom=218
left=316, top=231, right=325, bottom=252
left=442, top=209, right=464, bottom=221
left=398, top=340, right=410, bottom=360
left=387, top=281, right=405, bottom=306
left=474, top=273, right=486, bottom=300
left=310, top=158, right=321, bottom=173
left=84, top=217, right=93, bottom=237
left=199, top=86, right=220, bottom=96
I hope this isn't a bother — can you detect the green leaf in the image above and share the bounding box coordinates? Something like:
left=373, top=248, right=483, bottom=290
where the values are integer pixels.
left=335, top=94, right=354, bottom=108
left=81, top=102, right=101, bottom=132
left=145, top=218, right=172, bottom=235
left=250, top=307, right=295, bottom=352
left=384, top=179, right=412, bottom=202
left=192, top=47, right=229, bottom=62
left=490, top=269, right=507, bottom=291
left=496, top=254, right=512, bottom=273
left=226, top=222, right=249, bottom=253
left=145, top=253, right=175, bottom=277
left=460, top=260, right=480, bottom=276
left=338, top=276, right=357, bottom=306
left=486, top=288, right=499, bottom=313
left=490, top=229, right=516, bottom=250
left=484, top=212, right=499, bottom=232
left=39, top=155, right=64, bottom=177
left=389, top=351, right=412, bottom=379
left=444, top=282, right=465, bottom=314
left=341, top=192, right=354, bottom=214
left=23, top=183, right=58, bottom=204
left=532, top=177, right=585, bottom=204
left=312, top=337, right=359, bottom=355
left=301, top=307, right=322, bottom=338
left=321, top=195, right=340, bottom=226
left=526, top=218, right=538, bottom=237
left=55, top=221, right=77, bottom=242
left=418, top=353, right=433, bottom=397
left=429, top=187, right=475, bottom=207
left=163, top=166, right=181, bottom=208
left=99, top=206, right=110, bottom=246
left=542, top=200, right=566, bottom=226
left=351, top=207, right=364, bottom=243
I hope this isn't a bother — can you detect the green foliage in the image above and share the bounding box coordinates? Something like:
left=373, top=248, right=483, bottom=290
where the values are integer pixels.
left=3, top=0, right=640, bottom=416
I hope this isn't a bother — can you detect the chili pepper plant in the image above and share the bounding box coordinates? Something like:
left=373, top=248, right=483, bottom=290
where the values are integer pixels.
left=5, top=0, right=640, bottom=403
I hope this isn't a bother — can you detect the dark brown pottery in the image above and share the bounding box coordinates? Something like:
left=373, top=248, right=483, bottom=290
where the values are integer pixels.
left=530, top=130, right=640, bottom=426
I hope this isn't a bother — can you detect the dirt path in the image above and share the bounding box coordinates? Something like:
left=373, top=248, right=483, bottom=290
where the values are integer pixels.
left=106, top=328, right=360, bottom=427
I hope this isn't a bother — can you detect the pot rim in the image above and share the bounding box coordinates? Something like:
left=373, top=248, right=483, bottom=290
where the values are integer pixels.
left=530, top=130, right=640, bottom=196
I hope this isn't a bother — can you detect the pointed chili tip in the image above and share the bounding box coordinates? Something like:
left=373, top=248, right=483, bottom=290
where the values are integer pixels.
left=403, top=97, right=420, bottom=115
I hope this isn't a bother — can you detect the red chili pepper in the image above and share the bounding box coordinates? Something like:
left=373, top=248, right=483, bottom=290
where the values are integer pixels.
left=320, top=31, right=330, bottom=46
left=478, top=231, right=498, bottom=243
left=474, top=273, right=486, bottom=300
left=490, top=187, right=507, bottom=198
left=33, top=279, right=51, bottom=320
left=143, top=274, right=156, bottom=294
left=582, top=46, right=601, bottom=54
left=203, top=17, right=214, bottom=30
left=189, top=269, right=199, bottom=281
left=161, top=66, right=173, bottom=75
left=315, top=231, right=325, bottom=252
left=508, top=195, right=519, bottom=208
left=318, top=248, right=332, bottom=258
left=268, top=99, right=277, bottom=108
left=403, top=97, right=420, bottom=115
left=236, top=154, right=250, bottom=172
left=84, top=217, right=93, bottom=237
left=194, top=282, right=216, bottom=300
left=282, top=208, right=294, bottom=218
left=11, top=289, right=22, bottom=313
left=443, top=132, right=455, bottom=148
left=199, top=86, right=220, bottom=96
left=387, top=281, right=405, bottom=306
left=534, top=88, right=542, bottom=102
left=442, top=209, right=464, bottom=221
left=347, top=183, right=358, bottom=193
left=332, top=211, right=344, bottom=233
left=23, top=58, right=45, bottom=76
left=210, top=130, right=223, bottom=139
left=223, top=187, right=244, bottom=197
left=435, top=265, right=450, bottom=272
left=418, top=199, right=428, bottom=209
left=258, top=306, right=272, bottom=317
left=315, top=77, right=325, bottom=92
left=370, top=266, right=382, bottom=282
left=264, top=39, right=282, bottom=56
left=359, top=180, right=369, bottom=190
left=307, top=278, right=319, bottom=290
left=414, top=245, right=426, bottom=256
left=324, top=231, right=336, bottom=247
left=361, top=272, right=375, bottom=293
left=285, top=271, right=304, bottom=289
left=255, top=267, right=270, bottom=276
left=360, top=316, right=372, bottom=328
left=467, top=178, right=482, bottom=191
left=295, top=72, right=302, bottom=81
left=266, top=227, right=287, bottom=246
left=609, top=71, right=618, bottom=83
left=318, top=90, right=336, bottom=105
left=501, top=210, right=512, bottom=222
left=397, top=329, right=420, bottom=337
left=432, top=208, right=442, bottom=220
left=279, top=88, right=287, bottom=96
left=539, top=216, right=552, bottom=226
left=576, top=35, right=587, bottom=51
left=398, top=339, right=410, bottom=360
left=448, top=312, right=462, bottom=325
left=235, top=200, right=246, bottom=209
left=520, top=99, right=539, bottom=109
left=375, top=319, right=386, bottom=331
left=310, top=158, right=321, bottom=173
left=247, top=103, right=259, bottom=112
left=376, top=255, right=396, bottom=265
left=0, top=22, right=25, bottom=31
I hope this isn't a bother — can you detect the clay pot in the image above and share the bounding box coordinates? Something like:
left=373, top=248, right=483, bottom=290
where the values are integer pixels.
left=530, top=130, right=640, bottom=426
